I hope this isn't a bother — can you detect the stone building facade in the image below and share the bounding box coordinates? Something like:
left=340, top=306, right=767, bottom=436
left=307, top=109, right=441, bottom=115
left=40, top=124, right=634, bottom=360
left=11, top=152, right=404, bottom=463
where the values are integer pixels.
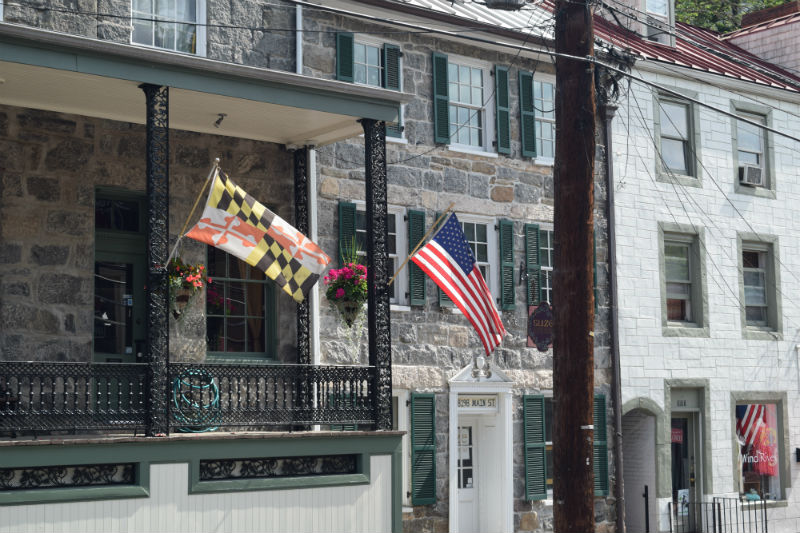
left=0, top=1, right=618, bottom=531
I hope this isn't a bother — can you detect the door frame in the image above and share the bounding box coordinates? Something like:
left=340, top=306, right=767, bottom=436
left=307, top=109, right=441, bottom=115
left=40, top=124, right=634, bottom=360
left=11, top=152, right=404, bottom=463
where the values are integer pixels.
left=448, top=365, right=513, bottom=533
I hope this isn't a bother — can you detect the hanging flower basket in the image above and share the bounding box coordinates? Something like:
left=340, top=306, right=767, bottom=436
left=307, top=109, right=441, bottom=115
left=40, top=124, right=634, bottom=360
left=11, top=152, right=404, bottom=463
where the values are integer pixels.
left=168, top=257, right=211, bottom=320
left=324, top=262, right=368, bottom=328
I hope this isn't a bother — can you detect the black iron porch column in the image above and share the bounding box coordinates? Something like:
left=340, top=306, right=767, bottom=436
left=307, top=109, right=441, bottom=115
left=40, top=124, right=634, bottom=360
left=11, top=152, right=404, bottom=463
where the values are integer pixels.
left=293, top=148, right=311, bottom=366
left=141, top=84, right=170, bottom=436
left=361, top=119, right=392, bottom=430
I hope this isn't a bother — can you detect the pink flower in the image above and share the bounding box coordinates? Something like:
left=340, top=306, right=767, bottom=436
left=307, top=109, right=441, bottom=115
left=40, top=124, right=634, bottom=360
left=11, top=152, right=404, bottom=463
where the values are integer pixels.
left=335, top=288, right=345, bottom=299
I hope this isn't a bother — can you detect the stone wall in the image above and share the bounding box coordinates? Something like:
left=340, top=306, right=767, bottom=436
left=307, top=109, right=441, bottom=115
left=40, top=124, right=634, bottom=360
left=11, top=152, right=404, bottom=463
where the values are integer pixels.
left=0, top=105, right=297, bottom=363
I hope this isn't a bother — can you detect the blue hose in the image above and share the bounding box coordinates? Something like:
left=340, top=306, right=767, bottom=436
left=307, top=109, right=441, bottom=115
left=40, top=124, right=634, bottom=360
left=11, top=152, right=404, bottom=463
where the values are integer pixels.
left=172, top=369, right=220, bottom=432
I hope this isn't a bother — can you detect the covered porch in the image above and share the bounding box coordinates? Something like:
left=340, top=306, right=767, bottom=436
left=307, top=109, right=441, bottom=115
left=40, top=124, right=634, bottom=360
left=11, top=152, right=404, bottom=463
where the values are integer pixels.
left=0, top=23, right=406, bottom=437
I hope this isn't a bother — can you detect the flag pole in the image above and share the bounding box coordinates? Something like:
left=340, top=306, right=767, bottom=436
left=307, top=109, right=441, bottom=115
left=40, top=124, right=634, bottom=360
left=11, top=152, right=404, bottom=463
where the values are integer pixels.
left=387, top=202, right=455, bottom=287
left=167, top=158, right=220, bottom=263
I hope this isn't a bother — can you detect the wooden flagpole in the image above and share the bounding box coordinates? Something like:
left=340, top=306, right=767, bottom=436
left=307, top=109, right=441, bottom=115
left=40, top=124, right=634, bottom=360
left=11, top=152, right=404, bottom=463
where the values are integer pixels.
left=387, top=202, right=455, bottom=286
left=167, top=158, right=220, bottom=263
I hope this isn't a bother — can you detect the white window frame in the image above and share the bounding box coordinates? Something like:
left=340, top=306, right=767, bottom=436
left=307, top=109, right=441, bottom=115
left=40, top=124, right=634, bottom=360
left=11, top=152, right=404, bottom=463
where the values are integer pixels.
left=539, top=226, right=554, bottom=304
left=533, top=74, right=556, bottom=164
left=130, top=0, right=207, bottom=56
left=447, top=55, right=494, bottom=154
left=353, top=201, right=408, bottom=307
left=354, top=35, right=406, bottom=143
left=458, top=213, right=499, bottom=298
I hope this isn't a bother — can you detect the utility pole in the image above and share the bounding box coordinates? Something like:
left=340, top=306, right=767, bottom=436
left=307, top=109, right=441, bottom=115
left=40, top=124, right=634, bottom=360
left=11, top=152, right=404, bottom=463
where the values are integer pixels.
left=552, top=0, right=596, bottom=528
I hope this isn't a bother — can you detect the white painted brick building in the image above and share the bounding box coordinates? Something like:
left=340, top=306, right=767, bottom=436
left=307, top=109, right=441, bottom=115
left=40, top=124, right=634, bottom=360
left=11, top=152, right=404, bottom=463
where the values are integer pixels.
left=602, top=5, right=800, bottom=529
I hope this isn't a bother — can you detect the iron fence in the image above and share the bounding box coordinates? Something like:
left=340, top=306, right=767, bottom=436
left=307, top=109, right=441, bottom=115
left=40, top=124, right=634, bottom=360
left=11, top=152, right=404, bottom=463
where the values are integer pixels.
left=669, top=497, right=769, bottom=533
left=0, top=361, right=376, bottom=435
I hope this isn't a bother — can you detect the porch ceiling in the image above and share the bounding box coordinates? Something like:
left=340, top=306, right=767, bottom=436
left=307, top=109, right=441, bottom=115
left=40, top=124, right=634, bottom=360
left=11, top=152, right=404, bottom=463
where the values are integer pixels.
left=0, top=24, right=409, bottom=146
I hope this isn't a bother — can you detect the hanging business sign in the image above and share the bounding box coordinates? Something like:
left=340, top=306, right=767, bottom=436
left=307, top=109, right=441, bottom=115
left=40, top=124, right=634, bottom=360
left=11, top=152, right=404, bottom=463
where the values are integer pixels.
left=671, top=428, right=684, bottom=444
left=527, top=302, right=554, bottom=352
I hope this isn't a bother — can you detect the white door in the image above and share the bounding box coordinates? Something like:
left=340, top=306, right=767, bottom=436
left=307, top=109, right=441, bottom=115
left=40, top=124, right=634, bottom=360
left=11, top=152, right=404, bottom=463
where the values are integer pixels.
left=458, top=419, right=478, bottom=533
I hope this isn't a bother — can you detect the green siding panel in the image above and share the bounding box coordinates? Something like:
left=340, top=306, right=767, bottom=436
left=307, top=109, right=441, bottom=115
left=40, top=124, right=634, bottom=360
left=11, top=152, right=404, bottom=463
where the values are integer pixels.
left=336, top=33, right=354, bottom=82
left=499, top=219, right=515, bottom=310
left=411, top=393, right=436, bottom=505
left=593, top=394, right=609, bottom=496
left=408, top=209, right=427, bottom=306
left=432, top=52, right=450, bottom=144
left=519, top=71, right=536, bottom=158
left=524, top=224, right=542, bottom=306
left=338, top=201, right=357, bottom=267
left=495, top=66, right=511, bottom=155
left=524, top=395, right=547, bottom=500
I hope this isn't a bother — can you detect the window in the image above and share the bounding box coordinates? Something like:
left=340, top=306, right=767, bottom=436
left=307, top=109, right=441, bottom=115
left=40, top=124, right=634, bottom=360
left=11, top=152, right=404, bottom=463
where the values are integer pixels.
left=732, top=105, right=774, bottom=197
left=131, top=0, right=206, bottom=55
left=646, top=0, right=668, bottom=16
left=448, top=62, right=485, bottom=148
left=523, top=394, right=608, bottom=500
left=339, top=201, right=408, bottom=306
left=735, top=402, right=784, bottom=500
left=438, top=215, right=499, bottom=308
left=534, top=79, right=556, bottom=159
left=206, top=247, right=276, bottom=359
left=658, top=100, right=692, bottom=176
left=540, top=229, right=554, bottom=304
left=432, top=53, right=506, bottom=154
left=665, top=240, right=692, bottom=322
left=738, top=237, right=781, bottom=337
left=660, top=225, right=707, bottom=336
left=94, top=192, right=146, bottom=363
left=337, top=34, right=403, bottom=137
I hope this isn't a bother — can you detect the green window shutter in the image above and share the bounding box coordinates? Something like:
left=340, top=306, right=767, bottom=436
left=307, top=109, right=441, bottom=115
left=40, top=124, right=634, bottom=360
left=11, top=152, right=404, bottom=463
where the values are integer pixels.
left=336, top=33, right=354, bottom=82
left=411, top=393, right=437, bottom=505
left=435, top=212, right=454, bottom=307
left=499, top=219, right=515, bottom=310
left=383, top=44, right=402, bottom=91
left=338, top=201, right=357, bottom=267
left=519, top=71, right=536, bottom=158
left=524, top=395, right=547, bottom=500
left=432, top=52, right=450, bottom=144
left=593, top=394, right=609, bottom=496
left=408, top=209, right=427, bottom=306
left=495, top=66, right=511, bottom=155
left=524, top=224, right=542, bottom=306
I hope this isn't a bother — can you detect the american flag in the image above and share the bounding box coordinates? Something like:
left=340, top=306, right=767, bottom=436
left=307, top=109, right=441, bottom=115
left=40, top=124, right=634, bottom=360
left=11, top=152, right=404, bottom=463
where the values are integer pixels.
left=410, top=213, right=506, bottom=355
left=736, top=404, right=766, bottom=447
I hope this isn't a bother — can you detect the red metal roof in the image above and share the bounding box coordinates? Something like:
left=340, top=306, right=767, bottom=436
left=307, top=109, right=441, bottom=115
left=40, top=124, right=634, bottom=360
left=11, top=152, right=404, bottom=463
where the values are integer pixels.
left=592, top=14, right=800, bottom=92
left=725, top=10, right=800, bottom=39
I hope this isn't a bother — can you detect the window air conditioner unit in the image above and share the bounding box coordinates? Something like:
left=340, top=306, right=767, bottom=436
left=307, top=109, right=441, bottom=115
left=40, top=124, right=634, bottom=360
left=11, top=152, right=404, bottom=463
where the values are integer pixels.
left=739, top=164, right=764, bottom=186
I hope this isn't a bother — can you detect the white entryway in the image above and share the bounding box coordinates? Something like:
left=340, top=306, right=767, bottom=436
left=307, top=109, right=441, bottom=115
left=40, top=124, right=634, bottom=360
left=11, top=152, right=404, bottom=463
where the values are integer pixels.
left=448, top=364, right=513, bottom=533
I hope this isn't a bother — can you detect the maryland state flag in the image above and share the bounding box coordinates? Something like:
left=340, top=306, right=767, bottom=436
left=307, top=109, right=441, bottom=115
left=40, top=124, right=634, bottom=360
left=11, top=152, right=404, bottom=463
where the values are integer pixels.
left=186, top=169, right=330, bottom=303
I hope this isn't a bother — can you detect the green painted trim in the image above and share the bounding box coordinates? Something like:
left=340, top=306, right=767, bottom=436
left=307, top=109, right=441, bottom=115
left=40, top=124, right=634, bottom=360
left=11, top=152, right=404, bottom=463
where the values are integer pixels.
left=658, top=222, right=710, bottom=337
left=652, top=88, right=703, bottom=186
left=665, top=380, right=713, bottom=495
left=730, top=391, right=791, bottom=499
left=0, top=433, right=403, bottom=509
left=730, top=100, right=776, bottom=199
left=0, top=36, right=399, bottom=123
left=391, top=437, right=403, bottom=533
left=736, top=233, right=783, bottom=339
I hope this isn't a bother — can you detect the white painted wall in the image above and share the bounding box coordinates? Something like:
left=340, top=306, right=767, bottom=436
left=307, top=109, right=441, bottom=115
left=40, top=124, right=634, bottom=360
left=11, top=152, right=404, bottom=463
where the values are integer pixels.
left=1, top=455, right=393, bottom=533
left=612, top=65, right=800, bottom=532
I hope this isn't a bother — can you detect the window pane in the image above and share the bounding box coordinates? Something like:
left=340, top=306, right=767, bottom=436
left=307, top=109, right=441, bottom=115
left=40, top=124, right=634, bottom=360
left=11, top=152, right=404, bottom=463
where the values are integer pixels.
left=449, top=82, right=458, bottom=100
left=354, top=43, right=365, bottom=63
left=354, top=64, right=367, bottom=85
left=737, top=117, right=764, bottom=153
left=470, top=128, right=480, bottom=147
left=225, top=318, right=246, bottom=352
left=660, top=102, right=688, bottom=139
left=227, top=280, right=246, bottom=315
left=367, top=66, right=381, bottom=87
left=661, top=138, right=688, bottom=174
left=744, top=284, right=766, bottom=306
left=736, top=404, right=781, bottom=499
left=471, top=67, right=482, bottom=87
left=666, top=282, right=689, bottom=298
left=460, top=83, right=470, bottom=104
left=476, top=224, right=487, bottom=243
left=665, top=244, right=690, bottom=281
left=95, top=198, right=140, bottom=232
left=738, top=152, right=759, bottom=166
left=647, top=0, right=668, bottom=15
left=745, top=306, right=767, bottom=323
left=366, top=45, right=379, bottom=66
left=449, top=63, right=458, bottom=82
left=472, top=87, right=482, bottom=106
left=667, top=298, right=689, bottom=321
left=742, top=251, right=760, bottom=269
left=460, top=65, right=470, bottom=85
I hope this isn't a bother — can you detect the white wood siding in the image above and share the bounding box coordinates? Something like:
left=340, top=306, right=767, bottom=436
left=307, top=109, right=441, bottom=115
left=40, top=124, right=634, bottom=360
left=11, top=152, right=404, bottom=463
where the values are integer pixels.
left=1, top=455, right=392, bottom=533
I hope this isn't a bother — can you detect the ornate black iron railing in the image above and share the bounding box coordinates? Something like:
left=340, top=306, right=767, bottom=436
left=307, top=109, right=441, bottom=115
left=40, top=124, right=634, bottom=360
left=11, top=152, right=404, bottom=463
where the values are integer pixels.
left=0, top=362, right=376, bottom=434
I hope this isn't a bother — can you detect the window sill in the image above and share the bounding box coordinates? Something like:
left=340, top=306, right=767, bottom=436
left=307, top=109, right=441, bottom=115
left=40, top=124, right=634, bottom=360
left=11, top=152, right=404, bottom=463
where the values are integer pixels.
left=534, top=157, right=555, bottom=166
left=742, top=327, right=782, bottom=341
left=445, top=145, right=499, bottom=159
left=130, top=40, right=205, bottom=58
left=656, top=171, right=702, bottom=188
left=390, top=304, right=411, bottom=313
left=662, top=324, right=710, bottom=338
left=734, top=181, right=776, bottom=199
left=387, top=136, right=408, bottom=145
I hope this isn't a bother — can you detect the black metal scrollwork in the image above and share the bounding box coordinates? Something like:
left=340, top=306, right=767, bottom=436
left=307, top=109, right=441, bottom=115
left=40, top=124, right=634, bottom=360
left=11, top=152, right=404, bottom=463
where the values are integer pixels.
left=199, top=455, right=357, bottom=481
left=0, top=464, right=135, bottom=491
